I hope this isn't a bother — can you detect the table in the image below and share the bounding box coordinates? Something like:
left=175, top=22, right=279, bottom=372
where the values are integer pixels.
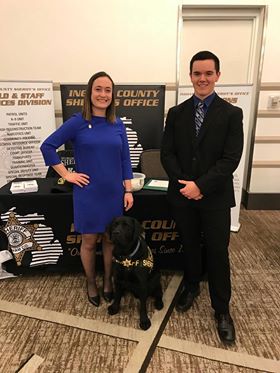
left=0, top=178, right=184, bottom=274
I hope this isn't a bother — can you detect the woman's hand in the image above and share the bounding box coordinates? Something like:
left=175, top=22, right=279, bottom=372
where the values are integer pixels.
left=124, top=192, right=134, bottom=211
left=64, top=171, right=90, bottom=187
left=52, top=163, right=90, bottom=188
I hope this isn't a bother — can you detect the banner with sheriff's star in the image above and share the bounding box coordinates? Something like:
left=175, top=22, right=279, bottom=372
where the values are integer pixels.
left=60, top=84, right=165, bottom=170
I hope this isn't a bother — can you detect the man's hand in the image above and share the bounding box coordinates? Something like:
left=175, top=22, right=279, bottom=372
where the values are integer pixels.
left=178, top=180, right=203, bottom=200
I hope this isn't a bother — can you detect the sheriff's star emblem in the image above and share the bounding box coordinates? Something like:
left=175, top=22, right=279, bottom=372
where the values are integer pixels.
left=122, top=258, right=132, bottom=267
left=4, top=212, right=42, bottom=266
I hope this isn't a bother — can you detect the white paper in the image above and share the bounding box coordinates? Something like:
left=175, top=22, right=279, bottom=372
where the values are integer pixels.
left=24, top=180, right=38, bottom=192
left=148, top=179, right=169, bottom=188
left=10, top=181, right=25, bottom=194
left=10, top=180, right=38, bottom=193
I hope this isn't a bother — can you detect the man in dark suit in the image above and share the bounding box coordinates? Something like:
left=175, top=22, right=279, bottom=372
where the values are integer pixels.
left=161, top=51, right=243, bottom=344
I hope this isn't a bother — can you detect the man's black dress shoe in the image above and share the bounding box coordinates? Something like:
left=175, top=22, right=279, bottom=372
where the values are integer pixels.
left=176, top=288, right=200, bottom=312
left=215, top=312, right=235, bottom=344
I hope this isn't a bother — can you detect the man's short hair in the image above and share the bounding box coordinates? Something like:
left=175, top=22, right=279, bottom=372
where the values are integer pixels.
left=190, top=51, right=220, bottom=73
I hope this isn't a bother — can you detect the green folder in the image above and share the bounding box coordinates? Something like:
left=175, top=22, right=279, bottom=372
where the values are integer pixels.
left=143, top=179, right=169, bottom=191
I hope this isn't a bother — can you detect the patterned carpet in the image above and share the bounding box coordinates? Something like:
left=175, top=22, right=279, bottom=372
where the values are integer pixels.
left=0, top=209, right=279, bottom=372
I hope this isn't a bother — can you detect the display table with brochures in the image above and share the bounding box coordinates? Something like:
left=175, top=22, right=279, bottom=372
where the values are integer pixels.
left=0, top=178, right=185, bottom=274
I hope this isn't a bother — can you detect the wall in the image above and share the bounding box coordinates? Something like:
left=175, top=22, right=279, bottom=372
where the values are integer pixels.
left=1, top=0, right=279, bottom=205
left=1, top=0, right=178, bottom=83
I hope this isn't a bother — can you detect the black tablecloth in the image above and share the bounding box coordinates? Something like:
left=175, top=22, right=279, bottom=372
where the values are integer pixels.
left=0, top=178, right=184, bottom=274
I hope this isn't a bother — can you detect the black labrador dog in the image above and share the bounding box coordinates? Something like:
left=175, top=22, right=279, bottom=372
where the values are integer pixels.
left=107, top=216, right=163, bottom=330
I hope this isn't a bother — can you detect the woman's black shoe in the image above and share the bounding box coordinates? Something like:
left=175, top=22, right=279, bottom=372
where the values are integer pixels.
left=87, top=293, right=100, bottom=307
left=103, top=276, right=114, bottom=302
left=86, top=281, right=100, bottom=307
left=103, top=291, right=114, bottom=303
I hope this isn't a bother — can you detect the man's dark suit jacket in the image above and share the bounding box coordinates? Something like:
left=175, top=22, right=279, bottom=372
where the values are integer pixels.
left=161, top=93, right=244, bottom=210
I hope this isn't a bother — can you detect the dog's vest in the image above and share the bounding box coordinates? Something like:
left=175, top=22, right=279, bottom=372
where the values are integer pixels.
left=115, top=246, right=154, bottom=272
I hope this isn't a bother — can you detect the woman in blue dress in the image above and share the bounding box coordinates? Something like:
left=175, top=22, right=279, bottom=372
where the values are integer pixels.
left=41, top=72, right=134, bottom=307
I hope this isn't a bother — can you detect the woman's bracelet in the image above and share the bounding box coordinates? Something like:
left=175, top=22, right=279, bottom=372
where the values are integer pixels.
left=124, top=190, right=133, bottom=194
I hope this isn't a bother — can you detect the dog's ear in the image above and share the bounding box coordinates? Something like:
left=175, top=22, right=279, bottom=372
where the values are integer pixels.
left=132, top=218, right=143, bottom=242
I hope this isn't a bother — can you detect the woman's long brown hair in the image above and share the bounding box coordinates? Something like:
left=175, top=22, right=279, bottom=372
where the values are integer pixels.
left=82, top=71, right=116, bottom=123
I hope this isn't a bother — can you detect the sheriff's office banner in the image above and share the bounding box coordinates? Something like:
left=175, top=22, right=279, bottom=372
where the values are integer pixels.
left=178, top=85, right=253, bottom=232
left=60, top=84, right=165, bottom=169
left=0, top=81, right=56, bottom=187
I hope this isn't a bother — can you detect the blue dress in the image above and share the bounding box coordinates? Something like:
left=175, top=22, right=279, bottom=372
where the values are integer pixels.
left=40, top=113, right=133, bottom=233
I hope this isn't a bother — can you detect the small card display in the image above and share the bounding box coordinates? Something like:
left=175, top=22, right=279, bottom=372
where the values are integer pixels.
left=10, top=180, right=38, bottom=194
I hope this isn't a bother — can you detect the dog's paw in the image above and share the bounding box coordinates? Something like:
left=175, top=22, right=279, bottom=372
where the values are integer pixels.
left=140, top=317, right=151, bottom=330
left=108, top=303, right=120, bottom=315
left=155, top=299, right=164, bottom=310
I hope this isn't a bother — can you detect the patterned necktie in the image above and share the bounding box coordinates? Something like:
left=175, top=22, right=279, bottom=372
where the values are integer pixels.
left=195, top=101, right=204, bottom=136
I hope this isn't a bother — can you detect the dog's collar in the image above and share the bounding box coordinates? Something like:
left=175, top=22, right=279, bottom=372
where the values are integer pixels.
left=115, top=246, right=153, bottom=271
left=128, top=239, right=141, bottom=259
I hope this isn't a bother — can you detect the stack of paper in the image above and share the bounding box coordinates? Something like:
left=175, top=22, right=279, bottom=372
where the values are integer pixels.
left=10, top=181, right=25, bottom=194
left=10, top=180, right=38, bottom=194
left=24, top=180, right=38, bottom=192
